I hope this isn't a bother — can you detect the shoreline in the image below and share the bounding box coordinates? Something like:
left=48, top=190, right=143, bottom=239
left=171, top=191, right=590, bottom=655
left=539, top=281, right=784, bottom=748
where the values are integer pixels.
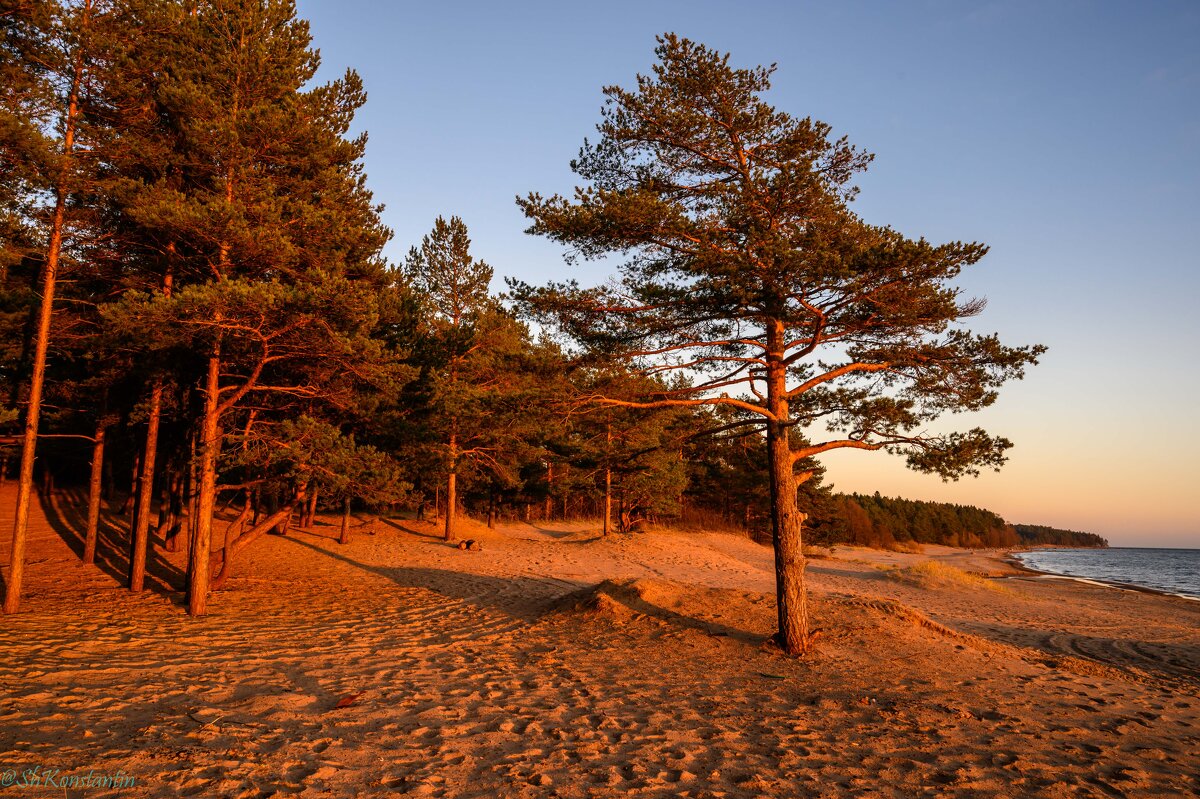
left=1003, top=549, right=1200, bottom=602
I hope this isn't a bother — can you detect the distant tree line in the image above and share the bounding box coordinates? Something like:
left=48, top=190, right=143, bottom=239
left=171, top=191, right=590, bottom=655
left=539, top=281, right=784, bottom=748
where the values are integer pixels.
left=1012, top=524, right=1108, bottom=549
left=818, top=493, right=1107, bottom=549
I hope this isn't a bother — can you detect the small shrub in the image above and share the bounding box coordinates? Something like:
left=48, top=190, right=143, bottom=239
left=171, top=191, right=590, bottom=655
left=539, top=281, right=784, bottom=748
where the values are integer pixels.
left=885, top=540, right=925, bottom=554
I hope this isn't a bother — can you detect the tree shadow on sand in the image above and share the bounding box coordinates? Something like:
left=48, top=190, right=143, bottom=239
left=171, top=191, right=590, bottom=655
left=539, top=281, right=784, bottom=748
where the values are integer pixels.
left=279, top=530, right=764, bottom=644
left=39, top=485, right=187, bottom=598
left=377, top=518, right=446, bottom=541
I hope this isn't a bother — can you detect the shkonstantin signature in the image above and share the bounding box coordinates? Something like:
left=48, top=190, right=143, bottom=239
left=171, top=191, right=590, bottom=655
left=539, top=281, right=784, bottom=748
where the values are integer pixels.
left=2, top=765, right=136, bottom=790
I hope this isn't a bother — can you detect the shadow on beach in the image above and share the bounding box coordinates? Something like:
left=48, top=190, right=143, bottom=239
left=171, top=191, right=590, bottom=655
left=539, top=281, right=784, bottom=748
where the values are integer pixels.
left=39, top=485, right=188, bottom=598
left=278, top=529, right=762, bottom=645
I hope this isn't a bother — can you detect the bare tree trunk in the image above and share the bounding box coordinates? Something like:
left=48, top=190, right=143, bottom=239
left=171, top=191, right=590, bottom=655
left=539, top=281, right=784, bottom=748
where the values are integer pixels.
left=209, top=483, right=305, bottom=590
left=544, top=463, right=553, bottom=521
left=130, top=260, right=173, bottom=591
left=155, top=475, right=169, bottom=534
left=129, top=381, right=164, bottom=591
left=187, top=350, right=221, bottom=617
left=275, top=492, right=290, bottom=536
left=340, top=498, right=351, bottom=545
left=444, top=431, right=457, bottom=541
left=303, top=485, right=318, bottom=527
left=210, top=492, right=251, bottom=592
left=161, top=466, right=184, bottom=553
left=444, top=471, right=456, bottom=541
left=83, top=422, right=107, bottom=565
left=487, top=487, right=496, bottom=529
left=181, top=429, right=198, bottom=580
left=766, top=319, right=809, bottom=655
left=174, top=432, right=200, bottom=555
left=3, top=5, right=88, bottom=614
left=119, top=452, right=138, bottom=515
left=603, top=466, right=612, bottom=537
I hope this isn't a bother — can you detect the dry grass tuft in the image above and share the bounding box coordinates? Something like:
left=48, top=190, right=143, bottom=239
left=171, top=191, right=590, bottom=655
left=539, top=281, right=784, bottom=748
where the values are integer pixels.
left=885, top=540, right=925, bottom=554
left=887, top=560, right=1008, bottom=593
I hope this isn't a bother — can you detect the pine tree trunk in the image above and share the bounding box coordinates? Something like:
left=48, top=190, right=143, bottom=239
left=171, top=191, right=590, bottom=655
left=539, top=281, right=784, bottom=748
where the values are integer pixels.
left=120, top=452, right=138, bottom=515
left=3, top=4, right=88, bottom=614
left=487, top=488, right=496, bottom=529
left=276, top=497, right=290, bottom=536
left=210, top=493, right=251, bottom=592
left=340, top=497, right=351, bottom=545
left=129, top=381, right=164, bottom=591
left=156, top=475, right=169, bottom=533
left=444, top=471, right=457, bottom=541
left=604, top=466, right=612, bottom=537
left=444, top=432, right=457, bottom=541
left=766, top=319, right=810, bottom=655
left=304, top=485, right=319, bottom=527
left=209, top=483, right=305, bottom=587
left=544, top=463, right=553, bottom=521
left=161, top=466, right=184, bottom=553
left=187, top=350, right=221, bottom=617
left=182, top=430, right=198, bottom=579
left=83, top=422, right=106, bottom=565
left=129, top=262, right=173, bottom=589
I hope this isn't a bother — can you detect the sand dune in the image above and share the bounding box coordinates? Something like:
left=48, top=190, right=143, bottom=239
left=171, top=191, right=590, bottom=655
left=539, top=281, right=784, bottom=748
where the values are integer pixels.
left=1, top=486, right=1198, bottom=798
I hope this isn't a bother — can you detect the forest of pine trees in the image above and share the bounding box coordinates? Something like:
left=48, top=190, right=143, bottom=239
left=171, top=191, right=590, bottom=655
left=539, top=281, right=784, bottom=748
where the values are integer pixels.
left=0, top=0, right=814, bottom=616
left=827, top=494, right=1108, bottom=550
left=1, top=3, right=1075, bottom=633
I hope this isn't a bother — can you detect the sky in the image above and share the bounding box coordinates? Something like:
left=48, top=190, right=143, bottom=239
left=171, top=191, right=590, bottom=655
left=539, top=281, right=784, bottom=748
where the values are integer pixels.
left=293, top=0, right=1200, bottom=548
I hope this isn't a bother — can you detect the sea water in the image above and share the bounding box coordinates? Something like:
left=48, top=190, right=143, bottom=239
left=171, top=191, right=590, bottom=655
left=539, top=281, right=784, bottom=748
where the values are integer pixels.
left=1014, top=547, right=1200, bottom=599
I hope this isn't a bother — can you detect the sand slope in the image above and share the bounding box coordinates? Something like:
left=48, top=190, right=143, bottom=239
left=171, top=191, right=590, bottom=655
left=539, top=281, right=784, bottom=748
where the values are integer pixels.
left=1, top=485, right=1198, bottom=798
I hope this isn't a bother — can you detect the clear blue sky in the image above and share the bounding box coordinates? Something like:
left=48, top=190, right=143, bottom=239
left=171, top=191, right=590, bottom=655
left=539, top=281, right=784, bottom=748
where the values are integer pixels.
left=295, top=0, right=1200, bottom=547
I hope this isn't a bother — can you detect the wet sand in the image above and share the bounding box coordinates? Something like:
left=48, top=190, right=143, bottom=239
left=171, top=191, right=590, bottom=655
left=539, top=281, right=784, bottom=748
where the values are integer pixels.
left=1, top=485, right=1198, bottom=798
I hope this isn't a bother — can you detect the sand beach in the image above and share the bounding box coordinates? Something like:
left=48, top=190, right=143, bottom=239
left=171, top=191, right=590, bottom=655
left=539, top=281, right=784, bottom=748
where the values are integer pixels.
left=2, top=484, right=1198, bottom=798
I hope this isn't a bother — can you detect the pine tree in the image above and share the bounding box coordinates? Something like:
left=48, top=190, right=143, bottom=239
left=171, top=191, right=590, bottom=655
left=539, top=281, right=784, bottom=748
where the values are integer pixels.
left=512, top=35, right=1044, bottom=654
left=1, top=0, right=119, bottom=613
left=405, top=216, right=540, bottom=541
left=101, top=0, right=393, bottom=615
